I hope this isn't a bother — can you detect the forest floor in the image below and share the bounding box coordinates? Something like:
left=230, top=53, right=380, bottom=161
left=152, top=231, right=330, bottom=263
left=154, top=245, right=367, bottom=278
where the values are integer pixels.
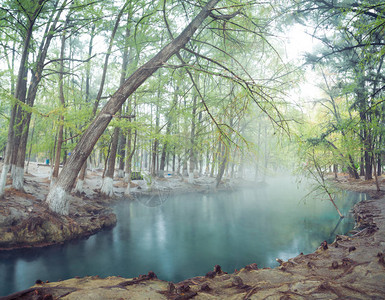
left=1, top=163, right=385, bottom=299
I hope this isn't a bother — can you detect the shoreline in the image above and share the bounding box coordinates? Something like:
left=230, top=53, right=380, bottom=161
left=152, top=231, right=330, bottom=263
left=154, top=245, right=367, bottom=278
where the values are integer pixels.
left=0, top=163, right=257, bottom=251
left=1, top=166, right=385, bottom=298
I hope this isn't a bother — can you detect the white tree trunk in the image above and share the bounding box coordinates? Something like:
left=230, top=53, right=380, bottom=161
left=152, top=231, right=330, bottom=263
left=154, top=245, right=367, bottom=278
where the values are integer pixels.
left=124, top=181, right=131, bottom=196
left=124, top=172, right=130, bottom=183
left=0, top=164, right=10, bottom=196
left=100, top=176, right=114, bottom=197
left=50, top=176, right=58, bottom=188
left=12, top=166, right=24, bottom=190
left=117, top=169, right=124, bottom=178
left=46, top=185, right=70, bottom=215
left=188, top=172, right=194, bottom=184
left=74, top=179, right=84, bottom=193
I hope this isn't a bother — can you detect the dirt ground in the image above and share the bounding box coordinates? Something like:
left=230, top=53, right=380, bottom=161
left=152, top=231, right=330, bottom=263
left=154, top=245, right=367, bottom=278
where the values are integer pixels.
left=1, top=165, right=385, bottom=299
left=0, top=162, right=118, bottom=250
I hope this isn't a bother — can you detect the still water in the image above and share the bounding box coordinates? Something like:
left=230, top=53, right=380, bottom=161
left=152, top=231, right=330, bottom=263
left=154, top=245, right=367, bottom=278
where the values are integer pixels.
left=0, top=177, right=366, bottom=296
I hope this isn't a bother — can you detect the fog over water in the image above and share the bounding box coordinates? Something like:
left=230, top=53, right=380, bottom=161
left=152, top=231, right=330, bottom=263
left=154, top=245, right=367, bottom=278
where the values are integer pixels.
left=0, top=176, right=366, bottom=296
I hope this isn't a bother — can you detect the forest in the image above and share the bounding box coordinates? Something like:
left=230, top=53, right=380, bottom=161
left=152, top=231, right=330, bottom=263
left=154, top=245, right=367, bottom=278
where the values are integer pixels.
left=1, top=0, right=385, bottom=298
left=0, top=0, right=384, bottom=213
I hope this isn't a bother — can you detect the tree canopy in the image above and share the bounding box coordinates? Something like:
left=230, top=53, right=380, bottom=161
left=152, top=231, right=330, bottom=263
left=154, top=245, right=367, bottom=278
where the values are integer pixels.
left=0, top=0, right=384, bottom=215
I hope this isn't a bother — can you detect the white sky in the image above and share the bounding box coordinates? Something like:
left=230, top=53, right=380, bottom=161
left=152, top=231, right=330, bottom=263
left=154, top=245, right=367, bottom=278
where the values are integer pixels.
left=284, top=24, right=324, bottom=107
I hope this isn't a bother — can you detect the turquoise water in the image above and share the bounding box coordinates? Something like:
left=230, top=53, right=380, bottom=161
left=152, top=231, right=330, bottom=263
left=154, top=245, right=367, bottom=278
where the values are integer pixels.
left=0, top=177, right=366, bottom=296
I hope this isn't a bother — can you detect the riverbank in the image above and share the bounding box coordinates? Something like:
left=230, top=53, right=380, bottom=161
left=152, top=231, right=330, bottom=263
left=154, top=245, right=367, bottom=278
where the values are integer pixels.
left=0, top=165, right=117, bottom=250
left=0, top=162, right=250, bottom=250
left=2, top=168, right=385, bottom=299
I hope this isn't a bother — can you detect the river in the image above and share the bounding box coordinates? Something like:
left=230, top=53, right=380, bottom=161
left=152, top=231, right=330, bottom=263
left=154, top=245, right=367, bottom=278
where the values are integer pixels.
left=0, top=177, right=366, bottom=296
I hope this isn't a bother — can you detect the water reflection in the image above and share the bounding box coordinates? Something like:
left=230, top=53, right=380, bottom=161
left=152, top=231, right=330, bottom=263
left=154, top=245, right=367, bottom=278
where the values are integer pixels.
left=0, top=178, right=366, bottom=296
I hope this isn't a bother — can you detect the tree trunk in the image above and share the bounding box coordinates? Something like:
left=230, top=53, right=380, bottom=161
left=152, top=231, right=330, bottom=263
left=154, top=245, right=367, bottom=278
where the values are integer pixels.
left=151, top=133, right=159, bottom=177
left=26, top=117, right=36, bottom=174
left=117, top=132, right=126, bottom=178
left=52, top=14, right=69, bottom=183
left=333, top=164, right=338, bottom=179
left=74, top=161, right=87, bottom=194
left=364, top=150, right=372, bottom=180
left=0, top=11, right=34, bottom=196
left=101, top=126, right=120, bottom=197
left=328, top=192, right=344, bottom=218
left=73, top=24, right=95, bottom=193
left=13, top=0, right=64, bottom=190
left=377, top=136, right=382, bottom=176
left=360, top=150, right=365, bottom=177
left=95, top=4, right=129, bottom=196
left=215, top=142, right=228, bottom=189
left=172, top=149, right=176, bottom=173
left=124, top=125, right=132, bottom=183
left=373, top=152, right=380, bottom=192
left=159, top=85, right=178, bottom=177
left=92, top=2, right=128, bottom=115
left=124, top=129, right=137, bottom=196
left=182, top=152, right=189, bottom=177
left=189, top=90, right=197, bottom=183
left=0, top=104, right=18, bottom=197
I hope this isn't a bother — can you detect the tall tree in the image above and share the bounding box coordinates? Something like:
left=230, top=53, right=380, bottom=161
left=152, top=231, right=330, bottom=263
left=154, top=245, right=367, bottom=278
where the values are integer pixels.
left=12, top=0, right=66, bottom=190
left=100, top=3, right=130, bottom=197
left=46, top=0, right=221, bottom=214
left=0, top=0, right=48, bottom=196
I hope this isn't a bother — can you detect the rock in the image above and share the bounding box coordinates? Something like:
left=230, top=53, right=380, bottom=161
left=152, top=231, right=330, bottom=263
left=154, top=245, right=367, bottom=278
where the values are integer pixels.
left=331, top=261, right=338, bottom=269
left=320, top=240, right=328, bottom=250
left=200, top=283, right=211, bottom=291
left=147, top=271, right=157, bottom=279
left=177, top=284, right=190, bottom=294
left=232, top=276, right=243, bottom=287
left=0, top=207, right=27, bottom=227
left=379, top=256, right=385, bottom=267
left=245, top=263, right=258, bottom=270
left=214, top=264, right=222, bottom=274
left=168, top=282, right=176, bottom=293
left=205, top=271, right=216, bottom=278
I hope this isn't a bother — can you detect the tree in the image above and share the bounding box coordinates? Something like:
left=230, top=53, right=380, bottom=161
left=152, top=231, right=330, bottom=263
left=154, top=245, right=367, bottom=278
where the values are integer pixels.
left=295, top=0, right=385, bottom=180
left=46, top=0, right=221, bottom=214
left=299, top=139, right=344, bottom=218
left=98, top=2, right=129, bottom=197
left=12, top=0, right=66, bottom=190
left=0, top=0, right=49, bottom=196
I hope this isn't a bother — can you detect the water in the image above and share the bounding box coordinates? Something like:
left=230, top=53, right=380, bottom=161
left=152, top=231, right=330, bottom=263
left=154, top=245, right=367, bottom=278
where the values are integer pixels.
left=0, top=177, right=366, bottom=296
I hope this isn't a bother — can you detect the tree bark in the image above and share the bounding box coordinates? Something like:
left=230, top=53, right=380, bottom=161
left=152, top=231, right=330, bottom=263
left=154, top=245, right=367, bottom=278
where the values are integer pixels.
left=74, top=23, right=95, bottom=193
left=189, top=88, right=198, bottom=183
left=74, top=161, right=87, bottom=194
left=101, top=126, right=120, bottom=197
left=373, top=152, right=380, bottom=192
left=117, top=131, right=126, bottom=178
left=52, top=11, right=70, bottom=182
left=159, top=84, right=178, bottom=177
left=92, top=2, right=128, bottom=115
left=215, top=141, right=228, bottom=188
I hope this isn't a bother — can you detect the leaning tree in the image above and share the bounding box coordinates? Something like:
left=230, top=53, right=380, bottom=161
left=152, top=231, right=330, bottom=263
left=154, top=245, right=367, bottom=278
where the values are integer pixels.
left=46, top=0, right=221, bottom=214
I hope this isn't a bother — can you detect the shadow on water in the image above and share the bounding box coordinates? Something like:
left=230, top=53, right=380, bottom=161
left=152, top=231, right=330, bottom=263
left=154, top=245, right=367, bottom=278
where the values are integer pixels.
left=0, top=176, right=367, bottom=296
